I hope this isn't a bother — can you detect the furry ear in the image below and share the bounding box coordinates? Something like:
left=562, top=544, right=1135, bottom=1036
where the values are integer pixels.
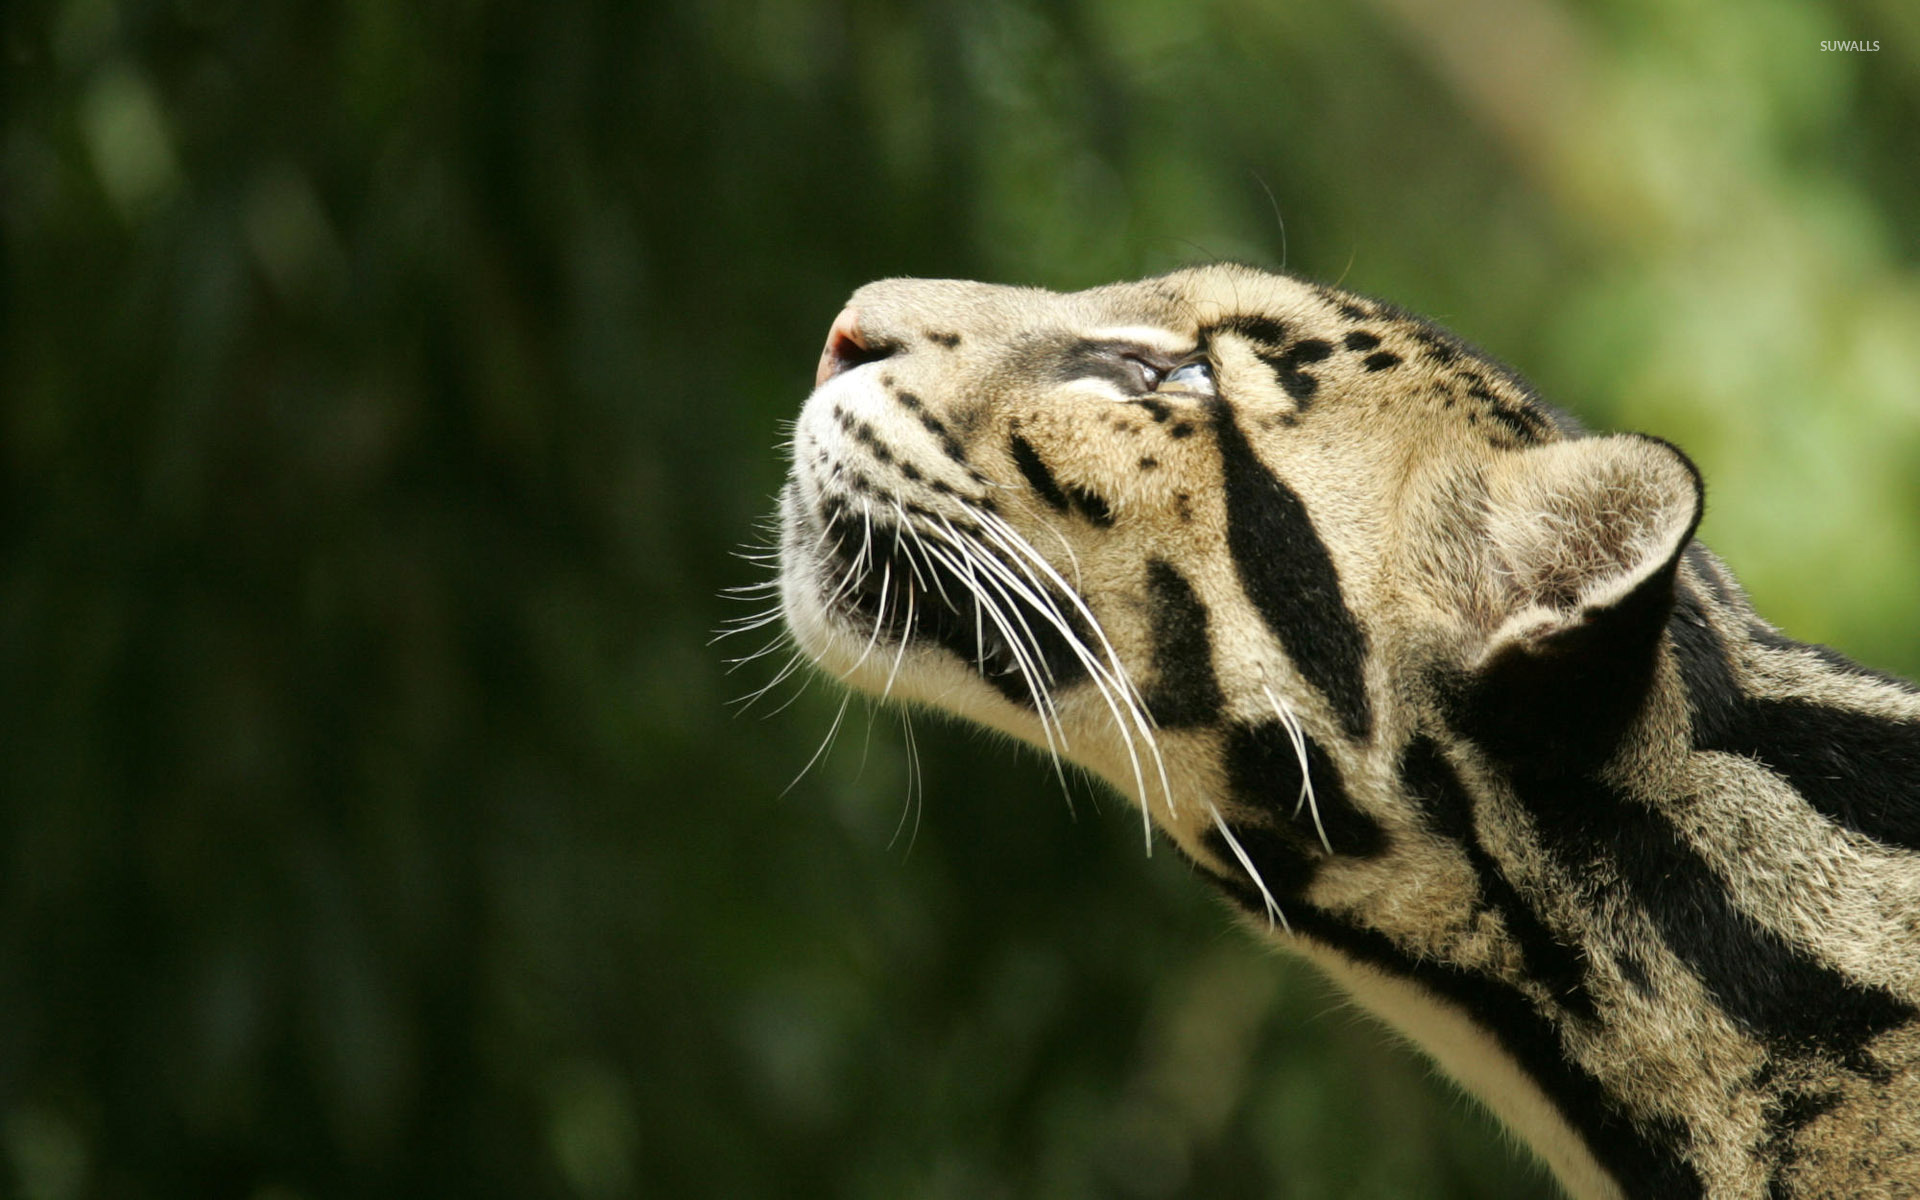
left=1479, top=434, right=1704, bottom=648
left=1454, top=435, right=1703, bottom=772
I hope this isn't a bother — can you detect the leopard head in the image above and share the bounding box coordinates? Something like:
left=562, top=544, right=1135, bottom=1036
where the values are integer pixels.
left=777, top=264, right=1701, bottom=909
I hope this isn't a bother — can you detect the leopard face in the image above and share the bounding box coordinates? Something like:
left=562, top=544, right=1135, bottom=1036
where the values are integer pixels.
left=778, top=264, right=1698, bottom=883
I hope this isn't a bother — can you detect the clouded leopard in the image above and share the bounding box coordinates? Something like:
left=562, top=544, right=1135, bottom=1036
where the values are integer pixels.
left=771, top=264, right=1920, bottom=1198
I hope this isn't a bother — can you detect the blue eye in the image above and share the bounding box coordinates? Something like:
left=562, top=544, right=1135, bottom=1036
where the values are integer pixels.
left=1163, top=361, right=1215, bottom=393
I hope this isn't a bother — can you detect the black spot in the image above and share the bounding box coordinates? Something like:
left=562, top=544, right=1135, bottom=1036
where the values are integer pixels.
left=1617, top=953, right=1655, bottom=998
left=1520, top=768, right=1916, bottom=1067
left=1216, top=315, right=1289, bottom=346
left=1009, top=433, right=1069, bottom=513
left=1343, top=330, right=1382, bottom=352
left=1188, top=866, right=1705, bottom=1198
left=1225, top=723, right=1385, bottom=855
left=1138, top=456, right=1159, bottom=470
left=900, top=462, right=922, bottom=482
left=917, top=410, right=968, bottom=463
left=1210, top=399, right=1373, bottom=740
left=1131, top=398, right=1172, bottom=422
left=1311, top=286, right=1375, bottom=323
left=1174, top=492, right=1193, bottom=522
left=1480, top=396, right=1552, bottom=445
left=895, top=390, right=922, bottom=410
left=1363, top=351, right=1402, bottom=372
left=1010, top=432, right=1114, bottom=527
left=1260, top=339, right=1334, bottom=406
left=1401, top=737, right=1597, bottom=1020
left=1409, top=326, right=1462, bottom=366
left=926, top=330, right=961, bottom=348
left=1698, top=698, right=1920, bottom=853
left=1169, top=422, right=1195, bottom=439
left=1675, top=568, right=1920, bottom=852
left=1067, top=485, right=1114, bottom=528
left=1200, top=821, right=1321, bottom=902
left=1140, top=560, right=1223, bottom=728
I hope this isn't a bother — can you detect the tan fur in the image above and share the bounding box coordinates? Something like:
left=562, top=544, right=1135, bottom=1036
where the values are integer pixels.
left=775, top=264, right=1920, bottom=1197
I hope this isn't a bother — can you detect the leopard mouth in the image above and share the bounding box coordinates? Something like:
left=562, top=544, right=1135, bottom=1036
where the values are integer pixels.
left=816, top=504, right=1091, bottom=706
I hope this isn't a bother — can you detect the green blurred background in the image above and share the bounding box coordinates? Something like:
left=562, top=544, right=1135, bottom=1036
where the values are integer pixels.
left=5, top=0, right=1918, bottom=1196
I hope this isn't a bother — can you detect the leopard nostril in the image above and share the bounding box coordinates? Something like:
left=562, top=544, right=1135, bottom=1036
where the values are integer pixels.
left=814, top=306, right=894, bottom=387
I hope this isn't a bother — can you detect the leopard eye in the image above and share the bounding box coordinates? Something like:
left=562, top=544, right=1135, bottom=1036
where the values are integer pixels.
left=1119, top=356, right=1165, bottom=392
left=1161, top=361, right=1215, bottom=396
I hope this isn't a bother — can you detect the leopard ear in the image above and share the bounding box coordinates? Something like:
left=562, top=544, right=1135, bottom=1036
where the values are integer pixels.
left=1479, top=434, right=1704, bottom=648
left=1456, top=435, right=1703, bottom=771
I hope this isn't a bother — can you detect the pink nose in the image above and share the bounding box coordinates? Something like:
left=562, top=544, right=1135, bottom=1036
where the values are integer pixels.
left=814, top=306, right=867, bottom=388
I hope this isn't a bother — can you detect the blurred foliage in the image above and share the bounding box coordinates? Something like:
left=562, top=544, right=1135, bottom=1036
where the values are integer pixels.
left=3, top=0, right=1917, bottom=1197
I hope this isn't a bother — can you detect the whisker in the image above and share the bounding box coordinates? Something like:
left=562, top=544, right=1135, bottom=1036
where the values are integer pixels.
left=758, top=664, right=817, bottom=719
left=971, top=511, right=1175, bottom=836
left=710, top=609, right=786, bottom=644
left=918, top=535, right=1077, bottom=804
left=721, top=628, right=793, bottom=671
left=781, top=689, right=855, bottom=798
left=920, top=530, right=1074, bottom=738
left=920, top=539, right=1073, bottom=765
left=954, top=515, right=1164, bottom=853
left=1262, top=682, right=1330, bottom=855
left=730, top=648, right=806, bottom=712
left=890, top=710, right=926, bottom=856
left=880, top=575, right=916, bottom=697
left=1207, top=801, right=1289, bottom=932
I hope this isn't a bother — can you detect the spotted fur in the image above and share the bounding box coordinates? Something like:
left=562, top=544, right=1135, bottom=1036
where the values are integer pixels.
left=772, top=265, right=1920, bottom=1198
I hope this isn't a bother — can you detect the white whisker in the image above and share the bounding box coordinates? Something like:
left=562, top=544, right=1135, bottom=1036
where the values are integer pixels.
left=1207, top=801, right=1289, bottom=932
left=781, top=690, right=855, bottom=798
left=721, top=628, right=793, bottom=671
left=919, top=539, right=1072, bottom=766
left=1262, top=682, right=1330, bottom=855
left=971, top=510, right=1175, bottom=837
left=953, top=515, right=1165, bottom=853
left=730, top=648, right=807, bottom=713
left=891, top=710, right=926, bottom=855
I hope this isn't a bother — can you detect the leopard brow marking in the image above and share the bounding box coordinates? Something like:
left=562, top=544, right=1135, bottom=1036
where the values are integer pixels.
left=1083, top=325, right=1192, bottom=356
